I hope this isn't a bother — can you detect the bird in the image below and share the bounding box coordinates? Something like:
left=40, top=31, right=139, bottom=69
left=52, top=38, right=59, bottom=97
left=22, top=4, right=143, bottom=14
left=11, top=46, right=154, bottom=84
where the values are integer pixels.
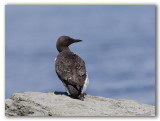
left=55, top=36, right=89, bottom=101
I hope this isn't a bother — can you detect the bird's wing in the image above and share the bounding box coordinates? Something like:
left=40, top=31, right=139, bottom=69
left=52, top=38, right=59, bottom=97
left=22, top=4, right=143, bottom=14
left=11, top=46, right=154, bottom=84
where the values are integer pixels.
left=55, top=51, right=86, bottom=87
left=73, top=54, right=86, bottom=86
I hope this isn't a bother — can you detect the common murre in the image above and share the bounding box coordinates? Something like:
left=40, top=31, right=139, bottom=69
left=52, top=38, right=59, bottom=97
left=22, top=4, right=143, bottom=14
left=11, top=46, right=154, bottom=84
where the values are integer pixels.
left=55, top=36, right=89, bottom=101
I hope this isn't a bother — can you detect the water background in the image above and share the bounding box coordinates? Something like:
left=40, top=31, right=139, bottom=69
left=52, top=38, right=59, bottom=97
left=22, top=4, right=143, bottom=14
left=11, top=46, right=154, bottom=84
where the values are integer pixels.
left=5, top=5, right=155, bottom=105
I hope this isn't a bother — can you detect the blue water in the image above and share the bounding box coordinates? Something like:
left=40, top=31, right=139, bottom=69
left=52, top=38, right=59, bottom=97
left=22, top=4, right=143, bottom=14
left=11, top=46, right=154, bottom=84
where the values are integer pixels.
left=5, top=5, right=155, bottom=105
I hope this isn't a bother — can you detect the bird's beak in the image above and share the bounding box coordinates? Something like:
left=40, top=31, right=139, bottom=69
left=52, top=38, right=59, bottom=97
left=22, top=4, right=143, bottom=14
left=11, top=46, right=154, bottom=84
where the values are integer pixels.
left=73, top=39, right=82, bottom=43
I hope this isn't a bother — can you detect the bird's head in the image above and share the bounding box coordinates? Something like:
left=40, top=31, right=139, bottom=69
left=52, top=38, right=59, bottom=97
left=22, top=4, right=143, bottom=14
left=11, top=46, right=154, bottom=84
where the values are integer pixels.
left=56, top=36, right=82, bottom=52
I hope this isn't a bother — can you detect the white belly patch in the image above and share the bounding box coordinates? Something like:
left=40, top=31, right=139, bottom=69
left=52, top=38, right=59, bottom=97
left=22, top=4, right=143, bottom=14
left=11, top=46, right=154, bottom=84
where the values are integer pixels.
left=54, top=57, right=57, bottom=62
left=82, top=73, right=89, bottom=94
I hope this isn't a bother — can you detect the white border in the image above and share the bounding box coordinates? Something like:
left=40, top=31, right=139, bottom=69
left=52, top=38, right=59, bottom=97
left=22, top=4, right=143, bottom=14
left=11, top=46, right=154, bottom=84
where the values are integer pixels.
left=2, top=0, right=160, bottom=5
left=1, top=0, right=159, bottom=120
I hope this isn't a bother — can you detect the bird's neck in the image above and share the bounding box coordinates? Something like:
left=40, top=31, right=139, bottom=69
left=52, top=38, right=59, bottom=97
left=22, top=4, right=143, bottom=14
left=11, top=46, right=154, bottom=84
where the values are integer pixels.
left=57, top=46, right=71, bottom=52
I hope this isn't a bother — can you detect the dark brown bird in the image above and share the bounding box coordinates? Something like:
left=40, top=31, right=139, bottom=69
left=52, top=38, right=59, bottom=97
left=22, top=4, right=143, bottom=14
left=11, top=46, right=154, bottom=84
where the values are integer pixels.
left=55, top=36, right=89, bottom=100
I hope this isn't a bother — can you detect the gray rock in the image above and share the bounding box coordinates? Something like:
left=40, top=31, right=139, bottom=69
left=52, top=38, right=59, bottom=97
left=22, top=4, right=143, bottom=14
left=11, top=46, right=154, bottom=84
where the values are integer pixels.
left=5, top=92, right=155, bottom=116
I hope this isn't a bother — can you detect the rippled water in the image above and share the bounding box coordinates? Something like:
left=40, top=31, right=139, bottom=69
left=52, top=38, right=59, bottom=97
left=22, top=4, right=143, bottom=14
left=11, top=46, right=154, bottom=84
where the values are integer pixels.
left=5, top=5, right=155, bottom=105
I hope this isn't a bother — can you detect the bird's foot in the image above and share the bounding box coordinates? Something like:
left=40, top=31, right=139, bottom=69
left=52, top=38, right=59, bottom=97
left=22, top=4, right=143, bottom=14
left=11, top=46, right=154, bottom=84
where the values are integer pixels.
left=83, top=92, right=87, bottom=95
left=78, top=94, right=85, bottom=101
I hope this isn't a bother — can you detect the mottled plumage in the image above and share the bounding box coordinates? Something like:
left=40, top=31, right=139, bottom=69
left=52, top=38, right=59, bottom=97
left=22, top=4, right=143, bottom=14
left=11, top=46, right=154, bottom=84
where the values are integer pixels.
left=55, top=36, right=89, bottom=100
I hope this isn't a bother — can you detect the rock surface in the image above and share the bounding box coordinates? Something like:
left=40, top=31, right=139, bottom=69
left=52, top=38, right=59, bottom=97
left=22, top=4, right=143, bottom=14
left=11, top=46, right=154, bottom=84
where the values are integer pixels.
left=5, top=92, right=155, bottom=116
